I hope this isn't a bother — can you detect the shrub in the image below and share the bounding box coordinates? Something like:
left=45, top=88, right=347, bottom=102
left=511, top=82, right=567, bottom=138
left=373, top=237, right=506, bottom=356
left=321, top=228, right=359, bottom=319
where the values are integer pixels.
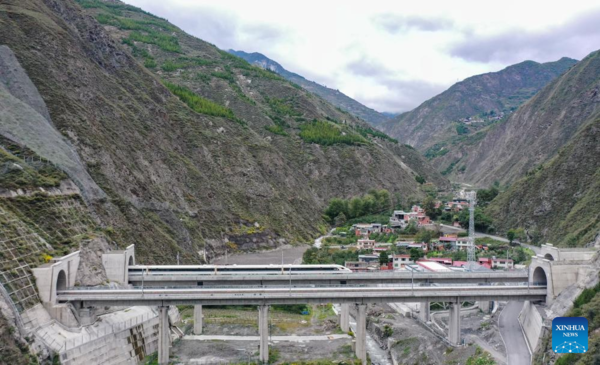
left=164, top=82, right=243, bottom=125
left=265, top=125, right=288, bottom=136
left=299, top=121, right=366, bottom=146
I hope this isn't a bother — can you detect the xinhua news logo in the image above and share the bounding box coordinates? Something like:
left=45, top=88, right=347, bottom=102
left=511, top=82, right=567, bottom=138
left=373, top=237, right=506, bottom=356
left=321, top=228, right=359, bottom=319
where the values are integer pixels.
left=552, top=317, right=588, bottom=353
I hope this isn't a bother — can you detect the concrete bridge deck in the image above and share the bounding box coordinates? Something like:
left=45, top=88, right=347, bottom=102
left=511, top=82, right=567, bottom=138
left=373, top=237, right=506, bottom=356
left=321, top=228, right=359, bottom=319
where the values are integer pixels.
left=57, top=284, right=546, bottom=306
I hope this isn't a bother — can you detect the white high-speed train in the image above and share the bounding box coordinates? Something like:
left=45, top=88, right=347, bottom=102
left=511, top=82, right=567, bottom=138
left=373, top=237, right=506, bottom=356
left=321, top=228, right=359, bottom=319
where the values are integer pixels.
left=128, top=264, right=352, bottom=275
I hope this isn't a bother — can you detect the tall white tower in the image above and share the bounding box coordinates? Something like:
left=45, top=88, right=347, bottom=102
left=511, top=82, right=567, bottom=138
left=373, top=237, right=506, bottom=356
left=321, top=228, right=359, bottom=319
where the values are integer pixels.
left=467, top=191, right=477, bottom=263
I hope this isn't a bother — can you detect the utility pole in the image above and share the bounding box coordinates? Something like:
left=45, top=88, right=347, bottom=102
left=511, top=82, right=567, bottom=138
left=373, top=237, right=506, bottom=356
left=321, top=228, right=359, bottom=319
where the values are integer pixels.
left=467, top=191, right=477, bottom=265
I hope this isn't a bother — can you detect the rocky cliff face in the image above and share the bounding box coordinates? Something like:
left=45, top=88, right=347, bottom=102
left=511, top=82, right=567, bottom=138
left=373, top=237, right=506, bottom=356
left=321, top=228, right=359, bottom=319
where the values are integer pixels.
left=0, top=0, right=447, bottom=265
left=229, top=49, right=392, bottom=126
left=379, top=58, right=576, bottom=175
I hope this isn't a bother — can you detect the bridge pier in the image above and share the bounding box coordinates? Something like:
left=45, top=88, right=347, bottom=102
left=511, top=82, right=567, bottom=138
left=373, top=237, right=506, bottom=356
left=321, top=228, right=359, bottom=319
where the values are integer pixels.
left=419, top=300, right=430, bottom=322
left=355, top=304, right=367, bottom=365
left=194, top=305, right=203, bottom=335
left=258, top=305, right=269, bottom=364
left=448, top=301, right=461, bottom=346
left=340, top=303, right=350, bottom=332
left=158, top=306, right=170, bottom=365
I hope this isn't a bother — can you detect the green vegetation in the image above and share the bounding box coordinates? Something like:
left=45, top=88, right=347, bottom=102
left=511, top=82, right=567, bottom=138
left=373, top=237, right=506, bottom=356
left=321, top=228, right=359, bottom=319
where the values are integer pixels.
left=477, top=186, right=499, bottom=207
left=466, top=346, right=495, bottom=365
left=77, top=0, right=160, bottom=18
left=456, top=124, right=469, bottom=135
left=383, top=324, right=393, bottom=337
left=95, top=13, right=176, bottom=32
left=457, top=207, right=495, bottom=233
left=164, top=82, right=244, bottom=125
left=415, top=175, right=426, bottom=184
left=0, top=149, right=66, bottom=190
left=353, top=125, right=398, bottom=143
left=300, top=120, right=366, bottom=146
left=125, top=30, right=181, bottom=53
left=323, top=190, right=392, bottom=224
left=264, top=125, right=288, bottom=136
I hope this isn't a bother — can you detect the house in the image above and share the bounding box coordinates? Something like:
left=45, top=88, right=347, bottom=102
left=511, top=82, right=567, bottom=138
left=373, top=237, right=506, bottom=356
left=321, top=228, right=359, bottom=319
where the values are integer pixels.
left=453, top=221, right=462, bottom=228
left=396, top=241, right=428, bottom=251
left=452, top=260, right=467, bottom=268
left=357, top=239, right=375, bottom=249
left=438, top=234, right=470, bottom=251
left=478, top=257, right=492, bottom=269
left=491, top=258, right=514, bottom=269
left=358, top=254, right=380, bottom=265
left=352, top=223, right=382, bottom=237
left=372, top=247, right=389, bottom=253
left=392, top=254, right=413, bottom=269
left=389, top=205, right=431, bottom=228
left=344, top=261, right=370, bottom=272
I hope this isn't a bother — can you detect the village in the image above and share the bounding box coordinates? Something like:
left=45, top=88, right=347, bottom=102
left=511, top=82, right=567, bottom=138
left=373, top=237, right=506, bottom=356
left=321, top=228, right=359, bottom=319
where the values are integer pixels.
left=306, top=197, right=533, bottom=274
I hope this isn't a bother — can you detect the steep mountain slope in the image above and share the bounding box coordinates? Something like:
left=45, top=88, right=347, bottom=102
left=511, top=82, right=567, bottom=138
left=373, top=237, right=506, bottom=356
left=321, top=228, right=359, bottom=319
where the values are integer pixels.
left=460, top=50, right=600, bottom=186
left=0, top=0, right=447, bottom=265
left=486, top=117, right=599, bottom=246
left=229, top=49, right=391, bottom=126
left=379, top=58, right=577, bottom=155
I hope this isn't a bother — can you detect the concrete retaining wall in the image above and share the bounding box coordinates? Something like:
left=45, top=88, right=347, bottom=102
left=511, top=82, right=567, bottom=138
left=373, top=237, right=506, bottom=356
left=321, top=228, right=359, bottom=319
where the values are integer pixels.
left=519, top=301, right=543, bottom=352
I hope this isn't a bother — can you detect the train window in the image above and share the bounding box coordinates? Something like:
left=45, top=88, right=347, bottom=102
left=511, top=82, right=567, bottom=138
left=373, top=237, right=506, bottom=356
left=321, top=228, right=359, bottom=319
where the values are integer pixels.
left=340, top=281, right=347, bottom=285
left=197, top=282, right=203, bottom=286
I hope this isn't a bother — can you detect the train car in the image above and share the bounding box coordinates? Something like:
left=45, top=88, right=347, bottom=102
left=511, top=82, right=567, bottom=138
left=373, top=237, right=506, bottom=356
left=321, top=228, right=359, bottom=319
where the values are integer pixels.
left=128, top=264, right=352, bottom=275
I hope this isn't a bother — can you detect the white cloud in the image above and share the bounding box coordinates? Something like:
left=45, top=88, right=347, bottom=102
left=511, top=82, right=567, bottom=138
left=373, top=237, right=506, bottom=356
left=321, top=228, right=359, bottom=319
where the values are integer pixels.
left=122, top=0, right=600, bottom=112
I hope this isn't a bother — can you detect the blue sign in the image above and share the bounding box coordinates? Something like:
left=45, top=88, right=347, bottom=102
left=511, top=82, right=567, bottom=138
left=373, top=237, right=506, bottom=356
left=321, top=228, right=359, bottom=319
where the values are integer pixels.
left=552, top=317, right=588, bottom=353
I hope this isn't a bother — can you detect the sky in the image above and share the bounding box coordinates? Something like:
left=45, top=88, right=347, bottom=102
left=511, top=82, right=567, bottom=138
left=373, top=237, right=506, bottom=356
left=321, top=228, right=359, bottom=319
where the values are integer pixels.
left=123, top=0, right=600, bottom=113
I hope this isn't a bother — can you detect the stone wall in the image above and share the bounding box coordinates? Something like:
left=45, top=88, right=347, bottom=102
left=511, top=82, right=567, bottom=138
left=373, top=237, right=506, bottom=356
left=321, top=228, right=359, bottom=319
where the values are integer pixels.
left=519, top=301, right=544, bottom=352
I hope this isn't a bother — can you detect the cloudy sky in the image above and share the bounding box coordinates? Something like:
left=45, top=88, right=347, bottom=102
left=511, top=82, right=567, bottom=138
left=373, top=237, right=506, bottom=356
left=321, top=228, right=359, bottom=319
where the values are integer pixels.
left=123, top=0, right=600, bottom=113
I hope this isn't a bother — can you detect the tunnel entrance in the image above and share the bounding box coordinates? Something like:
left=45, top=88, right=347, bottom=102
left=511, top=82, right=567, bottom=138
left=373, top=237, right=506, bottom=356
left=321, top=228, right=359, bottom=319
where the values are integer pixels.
left=532, top=267, right=548, bottom=286
left=544, top=253, right=555, bottom=261
left=129, top=256, right=134, bottom=266
left=56, top=270, right=67, bottom=291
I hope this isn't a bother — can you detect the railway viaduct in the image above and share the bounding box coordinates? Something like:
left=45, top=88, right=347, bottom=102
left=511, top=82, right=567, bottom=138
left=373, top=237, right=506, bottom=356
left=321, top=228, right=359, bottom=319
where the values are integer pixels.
left=30, top=244, right=595, bottom=365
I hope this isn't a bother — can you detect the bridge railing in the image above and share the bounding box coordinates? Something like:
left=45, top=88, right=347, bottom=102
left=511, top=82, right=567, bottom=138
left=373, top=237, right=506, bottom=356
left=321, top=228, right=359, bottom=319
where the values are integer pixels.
left=60, top=282, right=547, bottom=292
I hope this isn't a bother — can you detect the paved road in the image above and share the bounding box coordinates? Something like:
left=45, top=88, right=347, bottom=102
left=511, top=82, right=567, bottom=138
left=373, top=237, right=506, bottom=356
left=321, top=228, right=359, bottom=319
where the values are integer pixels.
left=498, top=301, right=531, bottom=365
left=183, top=334, right=351, bottom=341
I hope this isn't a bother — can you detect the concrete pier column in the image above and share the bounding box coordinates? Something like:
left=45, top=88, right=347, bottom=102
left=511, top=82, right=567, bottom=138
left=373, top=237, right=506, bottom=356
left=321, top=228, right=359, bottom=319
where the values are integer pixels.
left=340, top=303, right=350, bottom=332
left=448, top=301, right=461, bottom=346
left=194, top=305, right=203, bottom=335
left=419, top=300, right=430, bottom=322
left=158, top=306, right=170, bottom=365
left=355, top=304, right=367, bottom=365
left=258, top=305, right=269, bottom=364
left=478, top=301, right=491, bottom=313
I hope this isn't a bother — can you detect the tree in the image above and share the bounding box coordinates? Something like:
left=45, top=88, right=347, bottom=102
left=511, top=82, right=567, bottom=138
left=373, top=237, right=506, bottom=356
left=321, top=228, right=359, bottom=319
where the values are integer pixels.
left=415, top=229, right=434, bottom=244
left=334, top=212, right=347, bottom=227
left=507, top=229, right=516, bottom=245
left=379, top=251, right=390, bottom=266
left=409, top=248, right=422, bottom=262
left=348, top=197, right=364, bottom=218
left=415, top=175, right=426, bottom=184
left=324, top=198, right=348, bottom=223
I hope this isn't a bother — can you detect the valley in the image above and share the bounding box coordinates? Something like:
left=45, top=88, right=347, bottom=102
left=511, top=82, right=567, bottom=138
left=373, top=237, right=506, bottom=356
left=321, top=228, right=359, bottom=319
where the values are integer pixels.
left=0, top=1, right=598, bottom=365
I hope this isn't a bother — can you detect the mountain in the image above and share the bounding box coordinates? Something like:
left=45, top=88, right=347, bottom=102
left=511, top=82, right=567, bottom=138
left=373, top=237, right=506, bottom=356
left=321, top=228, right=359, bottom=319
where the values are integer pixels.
left=485, top=116, right=599, bottom=247
left=459, top=50, right=600, bottom=187
left=379, top=57, right=578, bottom=160
left=0, top=0, right=448, bottom=268
left=477, top=49, right=600, bottom=247
left=228, top=49, right=391, bottom=126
